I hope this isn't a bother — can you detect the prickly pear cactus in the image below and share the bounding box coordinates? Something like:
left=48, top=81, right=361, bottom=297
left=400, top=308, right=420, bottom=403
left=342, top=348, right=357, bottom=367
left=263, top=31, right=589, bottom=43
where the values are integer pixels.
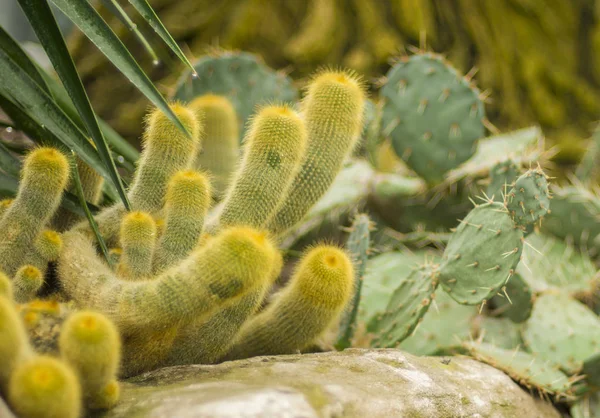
left=486, top=160, right=520, bottom=202
left=336, top=213, right=372, bottom=350
left=542, top=185, right=600, bottom=257
left=439, top=202, right=523, bottom=305
left=464, top=341, right=574, bottom=399
left=380, top=52, right=486, bottom=184
left=398, top=290, right=476, bottom=356
left=471, top=316, right=522, bottom=350
left=173, top=51, right=298, bottom=138
left=505, top=167, right=550, bottom=227
left=368, top=263, right=439, bottom=348
left=583, top=352, right=600, bottom=387
left=517, top=232, right=597, bottom=297
left=522, top=292, right=600, bottom=374
left=488, top=272, right=533, bottom=324
left=571, top=392, right=600, bottom=418
left=358, top=250, right=439, bottom=332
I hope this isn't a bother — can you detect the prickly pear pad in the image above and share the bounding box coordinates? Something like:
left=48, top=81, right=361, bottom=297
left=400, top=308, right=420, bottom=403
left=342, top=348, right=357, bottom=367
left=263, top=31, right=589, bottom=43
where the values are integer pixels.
left=369, top=264, right=439, bottom=348
left=439, top=203, right=523, bottom=305
left=464, top=341, right=573, bottom=399
left=380, top=53, right=485, bottom=184
left=506, top=168, right=550, bottom=227
left=489, top=272, right=533, bottom=324
left=522, top=293, right=600, bottom=375
left=173, top=51, right=298, bottom=138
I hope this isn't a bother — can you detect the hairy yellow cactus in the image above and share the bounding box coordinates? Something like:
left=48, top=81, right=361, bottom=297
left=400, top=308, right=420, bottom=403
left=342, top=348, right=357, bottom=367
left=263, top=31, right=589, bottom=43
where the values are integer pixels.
left=118, top=211, right=157, bottom=280
left=54, top=158, right=104, bottom=231
left=0, top=147, right=69, bottom=275
left=8, top=356, right=81, bottom=418
left=0, top=271, right=12, bottom=299
left=0, top=295, right=32, bottom=390
left=153, top=170, right=211, bottom=273
left=224, top=245, right=354, bottom=359
left=87, top=104, right=202, bottom=243
left=267, top=70, right=366, bottom=235
left=59, top=311, right=121, bottom=409
left=164, top=248, right=284, bottom=366
left=189, top=94, right=239, bottom=198
left=13, top=265, right=44, bottom=303
left=58, top=226, right=278, bottom=334
left=219, top=105, right=307, bottom=229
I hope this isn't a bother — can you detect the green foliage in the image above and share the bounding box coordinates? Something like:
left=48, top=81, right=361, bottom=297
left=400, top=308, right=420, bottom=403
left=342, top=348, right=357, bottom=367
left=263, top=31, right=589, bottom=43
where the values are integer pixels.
left=488, top=272, right=533, bottom=324
left=380, top=52, right=486, bottom=184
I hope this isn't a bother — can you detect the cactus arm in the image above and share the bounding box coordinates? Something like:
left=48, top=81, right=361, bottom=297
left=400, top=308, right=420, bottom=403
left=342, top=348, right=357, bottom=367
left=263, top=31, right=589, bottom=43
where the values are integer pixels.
left=224, top=245, right=353, bottom=360
left=118, top=211, right=157, bottom=280
left=266, top=70, right=366, bottom=236
left=0, top=148, right=69, bottom=275
left=218, top=105, right=307, bottom=229
left=153, top=170, right=211, bottom=273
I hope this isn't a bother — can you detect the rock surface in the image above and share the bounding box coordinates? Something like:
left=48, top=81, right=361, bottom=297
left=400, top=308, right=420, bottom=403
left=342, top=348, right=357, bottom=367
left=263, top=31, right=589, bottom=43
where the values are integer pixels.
left=99, top=349, right=560, bottom=418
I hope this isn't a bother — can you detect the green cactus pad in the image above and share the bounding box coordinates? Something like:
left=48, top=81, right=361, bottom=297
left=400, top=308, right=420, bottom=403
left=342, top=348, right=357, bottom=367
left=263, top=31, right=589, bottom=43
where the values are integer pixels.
left=583, top=352, right=600, bottom=387
left=399, top=290, right=476, bottom=356
left=336, top=213, right=372, bottom=350
left=486, top=160, right=520, bottom=202
left=488, top=272, right=533, bottom=324
left=571, top=392, right=600, bottom=418
left=173, top=51, right=298, bottom=138
left=358, top=250, right=440, bottom=329
left=445, top=127, right=544, bottom=184
left=517, top=232, right=597, bottom=296
left=380, top=52, right=486, bottom=184
left=506, top=168, right=550, bottom=227
left=542, top=185, right=600, bottom=257
left=439, top=202, right=524, bottom=305
left=472, top=316, right=522, bottom=350
left=522, top=293, right=600, bottom=374
left=464, top=341, right=573, bottom=399
left=371, top=172, right=427, bottom=200
left=368, top=263, right=439, bottom=348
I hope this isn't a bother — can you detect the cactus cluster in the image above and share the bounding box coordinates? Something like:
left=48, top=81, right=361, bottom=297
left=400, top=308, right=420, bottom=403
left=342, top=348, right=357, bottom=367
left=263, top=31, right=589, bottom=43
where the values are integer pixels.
left=2, top=44, right=600, bottom=418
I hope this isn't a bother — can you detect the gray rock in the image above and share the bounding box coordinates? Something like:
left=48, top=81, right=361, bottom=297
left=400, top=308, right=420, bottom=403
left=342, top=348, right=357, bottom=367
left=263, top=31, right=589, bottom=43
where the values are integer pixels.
left=99, top=349, right=560, bottom=418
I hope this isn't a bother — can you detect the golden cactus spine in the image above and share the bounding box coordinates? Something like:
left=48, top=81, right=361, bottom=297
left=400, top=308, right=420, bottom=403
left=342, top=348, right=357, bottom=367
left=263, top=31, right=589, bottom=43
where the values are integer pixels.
left=118, top=211, right=157, bottom=280
left=153, top=170, right=211, bottom=273
left=218, top=105, right=307, bottom=229
left=0, top=147, right=69, bottom=275
left=59, top=311, right=121, bottom=410
left=224, top=245, right=354, bottom=359
left=266, top=70, right=366, bottom=235
left=7, top=356, right=81, bottom=418
left=189, top=94, right=239, bottom=198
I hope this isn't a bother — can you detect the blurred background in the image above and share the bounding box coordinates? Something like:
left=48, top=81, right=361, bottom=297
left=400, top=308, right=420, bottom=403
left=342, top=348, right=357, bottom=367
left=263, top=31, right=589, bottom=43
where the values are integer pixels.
left=2, top=0, right=599, bottom=165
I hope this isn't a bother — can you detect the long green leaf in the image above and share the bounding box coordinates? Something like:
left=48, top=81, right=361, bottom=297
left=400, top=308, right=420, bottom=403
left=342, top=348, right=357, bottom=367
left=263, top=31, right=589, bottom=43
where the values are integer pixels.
left=103, top=0, right=159, bottom=64
left=0, top=50, right=113, bottom=184
left=70, top=153, right=111, bottom=265
left=0, top=26, right=52, bottom=97
left=0, top=141, right=22, bottom=177
left=127, top=0, right=196, bottom=74
left=38, top=68, right=140, bottom=164
left=50, top=0, right=191, bottom=138
left=18, top=0, right=130, bottom=210
left=0, top=92, right=120, bottom=204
